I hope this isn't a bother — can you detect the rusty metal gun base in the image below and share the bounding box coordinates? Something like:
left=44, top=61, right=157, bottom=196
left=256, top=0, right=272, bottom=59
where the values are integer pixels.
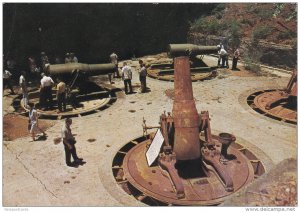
left=113, top=135, right=265, bottom=206
left=247, top=90, right=297, bottom=124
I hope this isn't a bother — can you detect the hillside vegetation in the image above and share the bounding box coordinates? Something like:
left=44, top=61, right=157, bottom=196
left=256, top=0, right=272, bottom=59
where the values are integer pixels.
left=189, top=3, right=297, bottom=69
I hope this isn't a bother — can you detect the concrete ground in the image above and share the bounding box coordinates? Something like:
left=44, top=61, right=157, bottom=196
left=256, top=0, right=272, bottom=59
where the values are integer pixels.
left=2, top=55, right=297, bottom=206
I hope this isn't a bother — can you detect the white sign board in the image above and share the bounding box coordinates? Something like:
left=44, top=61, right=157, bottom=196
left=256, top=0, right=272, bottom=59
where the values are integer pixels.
left=146, top=129, right=164, bottom=166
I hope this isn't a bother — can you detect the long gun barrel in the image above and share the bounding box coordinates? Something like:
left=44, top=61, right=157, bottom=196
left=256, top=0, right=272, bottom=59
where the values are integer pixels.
left=168, top=44, right=220, bottom=57
left=47, top=63, right=116, bottom=76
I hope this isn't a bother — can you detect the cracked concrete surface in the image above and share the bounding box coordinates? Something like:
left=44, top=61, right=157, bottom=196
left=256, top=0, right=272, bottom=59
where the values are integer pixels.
left=2, top=55, right=297, bottom=206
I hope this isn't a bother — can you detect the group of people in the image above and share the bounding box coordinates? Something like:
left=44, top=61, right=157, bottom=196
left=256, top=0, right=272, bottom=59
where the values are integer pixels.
left=217, top=44, right=240, bottom=70
left=120, top=59, right=148, bottom=94
left=18, top=70, right=67, bottom=113
left=64, top=52, right=78, bottom=63
left=29, top=52, right=79, bottom=79
left=108, top=52, right=148, bottom=94
left=6, top=51, right=151, bottom=168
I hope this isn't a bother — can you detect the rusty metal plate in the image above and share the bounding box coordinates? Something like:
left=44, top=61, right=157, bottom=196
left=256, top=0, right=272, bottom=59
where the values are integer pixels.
left=122, top=136, right=255, bottom=206
left=253, top=90, right=297, bottom=123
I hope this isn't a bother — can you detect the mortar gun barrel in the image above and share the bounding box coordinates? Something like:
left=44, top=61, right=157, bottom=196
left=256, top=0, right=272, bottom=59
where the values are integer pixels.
left=168, top=44, right=220, bottom=58
left=47, top=63, right=116, bottom=76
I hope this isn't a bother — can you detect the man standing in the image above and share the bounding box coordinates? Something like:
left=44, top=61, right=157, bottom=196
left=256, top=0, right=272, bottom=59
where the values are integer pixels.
left=3, top=69, right=15, bottom=94
left=40, top=52, right=49, bottom=72
left=56, top=78, right=67, bottom=112
left=28, top=102, right=47, bottom=141
left=110, top=52, right=120, bottom=78
left=220, top=47, right=229, bottom=68
left=138, top=60, right=147, bottom=93
left=121, top=62, right=133, bottom=94
left=70, top=53, right=78, bottom=63
left=232, top=48, right=240, bottom=70
left=28, top=56, right=40, bottom=83
left=61, top=118, right=83, bottom=167
left=40, top=73, right=54, bottom=110
left=65, top=53, right=71, bottom=63
left=19, top=71, right=29, bottom=108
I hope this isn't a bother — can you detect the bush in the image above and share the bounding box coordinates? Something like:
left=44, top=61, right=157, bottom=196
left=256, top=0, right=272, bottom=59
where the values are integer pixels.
left=241, top=18, right=253, bottom=26
left=190, top=17, right=221, bottom=35
left=273, top=3, right=285, bottom=17
left=277, top=31, right=292, bottom=40
left=251, top=25, right=273, bottom=41
left=243, top=42, right=263, bottom=75
left=257, top=7, right=274, bottom=19
left=243, top=56, right=262, bottom=74
left=245, top=4, right=256, bottom=13
left=212, top=4, right=226, bottom=14
left=227, top=20, right=241, bottom=49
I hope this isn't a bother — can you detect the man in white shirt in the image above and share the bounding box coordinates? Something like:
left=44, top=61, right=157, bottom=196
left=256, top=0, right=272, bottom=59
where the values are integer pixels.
left=121, top=62, right=133, bottom=94
left=110, top=52, right=120, bottom=78
left=40, top=73, right=54, bottom=110
left=19, top=71, right=29, bottom=108
left=220, top=47, right=229, bottom=68
left=61, top=118, right=83, bottom=167
left=3, top=69, right=15, bottom=94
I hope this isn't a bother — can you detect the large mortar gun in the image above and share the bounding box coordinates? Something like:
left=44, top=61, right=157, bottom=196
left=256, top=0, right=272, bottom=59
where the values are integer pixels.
left=168, top=44, right=220, bottom=58
left=46, top=63, right=116, bottom=76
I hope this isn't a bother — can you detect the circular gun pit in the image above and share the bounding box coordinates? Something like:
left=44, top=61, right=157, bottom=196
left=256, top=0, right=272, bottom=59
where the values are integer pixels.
left=112, top=134, right=266, bottom=206
left=247, top=89, right=297, bottom=125
left=17, top=82, right=117, bottom=119
left=147, top=62, right=216, bottom=82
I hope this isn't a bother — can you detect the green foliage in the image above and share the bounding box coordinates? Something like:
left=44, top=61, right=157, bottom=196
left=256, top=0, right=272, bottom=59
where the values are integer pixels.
left=212, top=3, right=226, bottom=14
left=243, top=55, right=262, bottom=74
left=273, top=3, right=285, bottom=17
left=277, top=31, right=292, bottom=40
left=241, top=18, right=253, bottom=26
left=243, top=36, right=263, bottom=74
left=190, top=17, right=222, bottom=35
left=227, top=19, right=241, bottom=49
left=273, top=3, right=297, bottom=21
left=257, top=7, right=273, bottom=19
left=245, top=3, right=262, bottom=13
left=286, top=6, right=297, bottom=21
left=251, top=25, right=273, bottom=42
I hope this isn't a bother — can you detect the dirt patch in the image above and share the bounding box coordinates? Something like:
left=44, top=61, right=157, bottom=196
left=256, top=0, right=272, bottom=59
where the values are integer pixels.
left=217, top=67, right=257, bottom=77
left=230, top=68, right=258, bottom=77
left=3, top=114, right=55, bottom=141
